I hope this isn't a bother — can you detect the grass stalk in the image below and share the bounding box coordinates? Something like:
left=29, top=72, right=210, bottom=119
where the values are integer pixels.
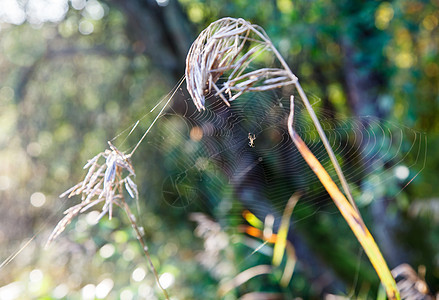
left=250, top=24, right=360, bottom=215
left=287, top=95, right=400, bottom=300
left=120, top=199, right=170, bottom=300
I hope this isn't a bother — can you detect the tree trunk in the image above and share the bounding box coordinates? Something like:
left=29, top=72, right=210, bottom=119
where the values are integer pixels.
left=108, top=0, right=194, bottom=81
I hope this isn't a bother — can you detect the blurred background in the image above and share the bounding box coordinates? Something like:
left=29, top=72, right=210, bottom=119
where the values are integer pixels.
left=0, top=0, right=438, bottom=299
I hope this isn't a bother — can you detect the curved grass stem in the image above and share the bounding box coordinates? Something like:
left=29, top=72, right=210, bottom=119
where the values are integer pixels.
left=287, top=95, right=400, bottom=300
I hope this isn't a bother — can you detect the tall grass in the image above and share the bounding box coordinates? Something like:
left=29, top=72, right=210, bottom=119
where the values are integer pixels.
left=49, top=17, right=401, bottom=299
left=185, top=17, right=400, bottom=300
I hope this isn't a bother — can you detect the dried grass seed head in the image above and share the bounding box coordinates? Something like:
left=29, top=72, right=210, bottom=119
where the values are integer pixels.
left=186, top=17, right=298, bottom=111
left=46, top=142, right=138, bottom=246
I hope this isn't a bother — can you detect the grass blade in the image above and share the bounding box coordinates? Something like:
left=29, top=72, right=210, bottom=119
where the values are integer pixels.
left=272, top=192, right=300, bottom=267
left=287, top=96, right=400, bottom=300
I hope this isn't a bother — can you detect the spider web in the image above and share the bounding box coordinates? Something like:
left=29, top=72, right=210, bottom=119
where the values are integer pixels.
left=143, top=86, right=427, bottom=228
left=0, top=78, right=427, bottom=297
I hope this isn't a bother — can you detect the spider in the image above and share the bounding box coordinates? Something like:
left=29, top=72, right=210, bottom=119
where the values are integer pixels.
left=248, top=133, right=256, bottom=147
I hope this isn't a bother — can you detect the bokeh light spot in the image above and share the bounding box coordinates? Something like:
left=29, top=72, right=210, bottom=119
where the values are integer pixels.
left=159, top=272, right=175, bottom=289
left=0, top=0, right=26, bottom=25
left=277, top=0, right=293, bottom=14
left=99, top=243, right=115, bottom=258
left=395, top=52, right=414, bottom=68
left=95, top=278, right=114, bottom=299
left=85, top=0, right=105, bottom=20
left=113, top=230, right=129, bottom=243
left=26, top=0, right=69, bottom=24
left=79, top=20, right=94, bottom=35
left=0, top=282, right=23, bottom=300
left=81, top=284, right=96, bottom=300
left=422, top=14, right=438, bottom=31
left=394, top=165, right=410, bottom=181
left=120, top=289, right=134, bottom=300
left=29, top=269, right=43, bottom=282
left=30, top=192, right=46, bottom=207
left=132, top=267, right=146, bottom=282
left=156, top=0, right=169, bottom=6
left=375, top=2, right=394, bottom=30
left=189, top=126, right=203, bottom=142
left=187, top=4, right=204, bottom=23
left=71, top=0, right=86, bottom=10
left=86, top=210, right=100, bottom=225
left=138, top=284, right=153, bottom=298
left=53, top=284, right=69, bottom=299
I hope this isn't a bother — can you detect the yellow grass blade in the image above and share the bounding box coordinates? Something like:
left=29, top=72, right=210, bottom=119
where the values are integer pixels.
left=272, top=192, right=300, bottom=266
left=243, top=209, right=264, bottom=229
left=287, top=96, right=400, bottom=300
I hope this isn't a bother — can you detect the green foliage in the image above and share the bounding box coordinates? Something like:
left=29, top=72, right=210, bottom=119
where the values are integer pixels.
left=1, top=0, right=438, bottom=299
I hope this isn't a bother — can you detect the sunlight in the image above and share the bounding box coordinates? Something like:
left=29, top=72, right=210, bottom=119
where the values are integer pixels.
left=95, top=278, right=114, bottom=299
left=395, top=165, right=410, bottom=181
left=85, top=0, right=105, bottom=20
left=78, top=20, right=94, bottom=35
left=159, top=272, right=175, bottom=289
left=27, top=0, right=69, bottom=24
left=156, top=0, right=169, bottom=7
left=0, top=282, right=23, bottom=300
left=52, top=284, right=69, bottom=299
left=132, top=267, right=146, bottom=282
left=30, top=192, right=46, bottom=208
left=99, top=243, right=115, bottom=259
left=81, top=284, right=96, bottom=300
left=0, top=0, right=25, bottom=25
left=0, top=0, right=69, bottom=25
